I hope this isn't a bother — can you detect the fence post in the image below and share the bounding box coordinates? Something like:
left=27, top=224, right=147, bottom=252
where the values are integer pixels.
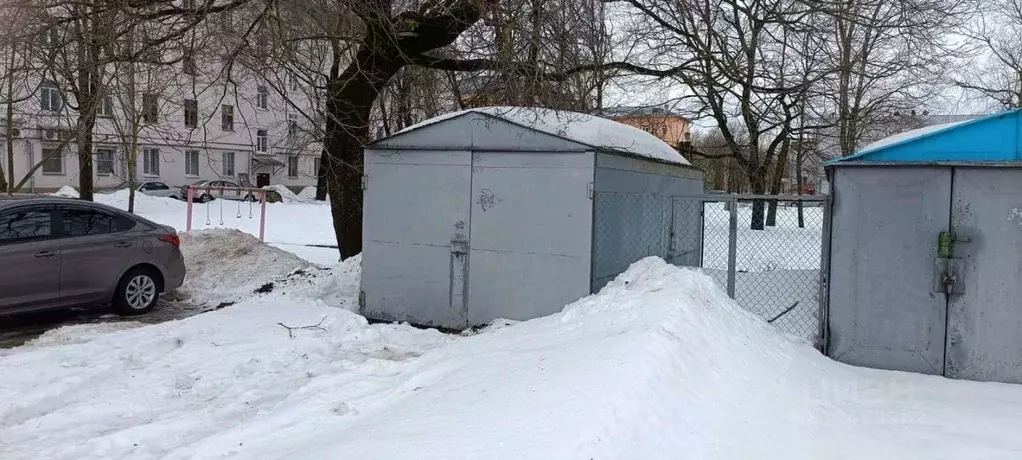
left=727, top=196, right=738, bottom=298
left=817, top=194, right=834, bottom=352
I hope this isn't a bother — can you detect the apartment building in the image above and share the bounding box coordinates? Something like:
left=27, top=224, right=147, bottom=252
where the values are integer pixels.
left=0, top=8, right=324, bottom=194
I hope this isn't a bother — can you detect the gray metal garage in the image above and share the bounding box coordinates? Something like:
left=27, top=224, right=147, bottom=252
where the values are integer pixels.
left=825, top=108, right=1022, bottom=384
left=360, top=107, right=704, bottom=329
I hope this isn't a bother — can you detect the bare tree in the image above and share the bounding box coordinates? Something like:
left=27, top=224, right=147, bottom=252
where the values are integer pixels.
left=820, top=0, right=970, bottom=157
left=954, top=0, right=1022, bottom=109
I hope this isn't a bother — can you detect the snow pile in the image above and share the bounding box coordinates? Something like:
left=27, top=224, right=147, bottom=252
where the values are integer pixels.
left=297, top=186, right=319, bottom=201
left=5, top=257, right=1022, bottom=459
left=51, top=185, right=79, bottom=198
left=262, top=184, right=303, bottom=203
left=18, top=322, right=146, bottom=349
left=96, top=188, right=181, bottom=211
left=400, top=106, right=690, bottom=165
left=177, top=229, right=312, bottom=306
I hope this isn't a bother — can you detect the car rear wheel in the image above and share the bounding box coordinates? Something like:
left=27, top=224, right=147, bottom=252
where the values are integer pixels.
left=114, top=268, right=161, bottom=315
left=198, top=193, right=213, bottom=203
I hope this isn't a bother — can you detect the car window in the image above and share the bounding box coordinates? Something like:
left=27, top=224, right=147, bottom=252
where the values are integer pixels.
left=151, top=182, right=169, bottom=190
left=60, top=208, right=136, bottom=237
left=225, top=181, right=239, bottom=188
left=0, top=206, right=53, bottom=244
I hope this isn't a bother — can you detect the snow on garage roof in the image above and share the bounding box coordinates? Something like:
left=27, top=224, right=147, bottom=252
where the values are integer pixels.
left=395, top=106, right=691, bottom=165
left=856, top=120, right=971, bottom=154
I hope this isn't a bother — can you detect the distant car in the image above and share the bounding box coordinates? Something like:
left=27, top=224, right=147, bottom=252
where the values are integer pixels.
left=0, top=197, right=186, bottom=316
left=138, top=181, right=179, bottom=199
left=182, top=180, right=257, bottom=203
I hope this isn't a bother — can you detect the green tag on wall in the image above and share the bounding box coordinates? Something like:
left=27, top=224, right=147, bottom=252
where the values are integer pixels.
left=938, top=231, right=954, bottom=258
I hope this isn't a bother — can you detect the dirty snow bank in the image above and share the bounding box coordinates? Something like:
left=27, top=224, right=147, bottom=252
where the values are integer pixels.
left=176, top=229, right=357, bottom=311
left=4, top=258, right=1022, bottom=459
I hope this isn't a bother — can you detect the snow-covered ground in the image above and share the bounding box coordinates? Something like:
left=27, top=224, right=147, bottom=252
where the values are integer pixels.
left=700, top=202, right=826, bottom=341
left=3, top=255, right=1022, bottom=459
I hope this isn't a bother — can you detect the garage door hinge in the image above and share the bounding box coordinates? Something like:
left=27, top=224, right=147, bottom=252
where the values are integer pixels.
left=361, top=174, right=368, bottom=190
left=587, top=182, right=594, bottom=199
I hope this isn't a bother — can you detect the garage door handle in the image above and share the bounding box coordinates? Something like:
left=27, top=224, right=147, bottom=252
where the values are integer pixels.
left=114, top=242, right=133, bottom=248
left=34, top=251, right=56, bottom=258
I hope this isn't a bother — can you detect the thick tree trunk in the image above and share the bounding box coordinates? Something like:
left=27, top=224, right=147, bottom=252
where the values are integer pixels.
left=766, top=146, right=790, bottom=227
left=749, top=172, right=767, bottom=231
left=324, top=44, right=403, bottom=259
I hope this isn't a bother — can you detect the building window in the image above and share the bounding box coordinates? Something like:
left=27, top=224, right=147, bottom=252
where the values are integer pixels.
left=41, top=148, right=63, bottom=175
left=256, top=85, right=268, bottom=109
left=184, top=99, right=198, bottom=128
left=254, top=85, right=267, bottom=109
left=96, top=149, right=114, bottom=176
left=313, top=157, right=320, bottom=177
left=288, top=71, right=299, bottom=91
left=40, top=82, right=62, bottom=112
left=143, top=148, right=160, bottom=176
left=185, top=150, right=199, bottom=176
left=287, top=113, right=299, bottom=137
left=287, top=155, right=299, bottom=178
left=142, top=93, right=158, bottom=123
left=221, top=104, right=234, bottom=131
left=96, top=95, right=114, bottom=118
left=256, top=129, right=268, bottom=153
left=183, top=49, right=196, bottom=75
left=41, top=28, right=60, bottom=48
left=221, top=151, right=235, bottom=177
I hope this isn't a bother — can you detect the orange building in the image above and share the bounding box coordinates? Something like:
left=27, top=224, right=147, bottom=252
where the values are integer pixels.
left=601, top=106, right=693, bottom=150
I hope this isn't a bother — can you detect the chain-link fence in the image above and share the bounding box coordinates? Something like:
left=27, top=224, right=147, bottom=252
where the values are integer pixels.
left=593, top=192, right=830, bottom=347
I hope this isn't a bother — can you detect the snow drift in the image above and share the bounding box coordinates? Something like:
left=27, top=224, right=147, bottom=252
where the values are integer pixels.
left=3, top=259, right=1022, bottom=459
left=176, top=229, right=358, bottom=311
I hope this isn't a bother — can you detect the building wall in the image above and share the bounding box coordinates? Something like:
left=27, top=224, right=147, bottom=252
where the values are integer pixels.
left=608, top=115, right=692, bottom=149
left=0, top=34, right=323, bottom=193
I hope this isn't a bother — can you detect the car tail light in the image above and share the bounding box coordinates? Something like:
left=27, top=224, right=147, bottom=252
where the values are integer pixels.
left=159, top=234, right=181, bottom=247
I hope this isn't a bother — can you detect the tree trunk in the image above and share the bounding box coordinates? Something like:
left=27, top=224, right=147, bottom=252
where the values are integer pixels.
left=766, top=145, right=790, bottom=227
left=796, top=162, right=805, bottom=229
left=315, top=147, right=329, bottom=201
left=749, top=172, right=767, bottom=230
left=127, top=138, right=138, bottom=213
left=324, top=44, right=403, bottom=259
left=77, top=113, right=96, bottom=201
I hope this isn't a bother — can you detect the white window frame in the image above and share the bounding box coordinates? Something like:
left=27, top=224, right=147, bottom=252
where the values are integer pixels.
left=96, top=95, right=114, bottom=118
left=221, top=104, right=234, bottom=131
left=96, top=149, right=115, bottom=176
left=287, top=113, right=299, bottom=137
left=185, top=150, right=200, bottom=177
left=143, top=148, right=161, bottom=177
left=287, top=155, right=299, bottom=178
left=256, top=129, right=268, bottom=153
left=41, top=148, right=63, bottom=175
left=142, top=93, right=158, bottom=124
left=221, top=151, right=235, bottom=177
left=256, top=86, right=268, bottom=110
left=184, top=99, right=198, bottom=128
left=40, top=84, right=62, bottom=112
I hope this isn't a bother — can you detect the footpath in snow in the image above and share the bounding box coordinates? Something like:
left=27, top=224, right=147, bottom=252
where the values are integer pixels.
left=3, top=233, right=1022, bottom=458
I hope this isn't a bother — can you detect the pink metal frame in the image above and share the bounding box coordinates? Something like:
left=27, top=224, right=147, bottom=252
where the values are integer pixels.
left=185, top=185, right=269, bottom=241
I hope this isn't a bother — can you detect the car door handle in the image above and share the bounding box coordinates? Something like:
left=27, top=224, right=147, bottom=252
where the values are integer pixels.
left=34, top=251, right=56, bottom=258
left=114, top=241, right=133, bottom=248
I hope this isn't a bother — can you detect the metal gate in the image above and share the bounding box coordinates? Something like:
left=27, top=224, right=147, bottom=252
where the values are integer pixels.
left=828, top=166, right=1022, bottom=383
left=592, top=191, right=831, bottom=347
